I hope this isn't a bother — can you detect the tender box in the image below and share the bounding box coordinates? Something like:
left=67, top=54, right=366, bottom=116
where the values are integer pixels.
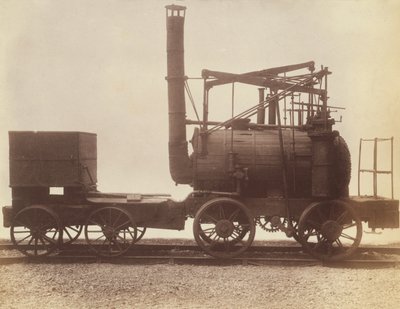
left=9, top=131, right=97, bottom=188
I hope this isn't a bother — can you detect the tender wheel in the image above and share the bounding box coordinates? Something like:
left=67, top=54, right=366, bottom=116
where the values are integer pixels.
left=10, top=205, right=61, bottom=257
left=193, top=198, right=256, bottom=259
left=84, top=207, right=137, bottom=257
left=298, top=200, right=362, bottom=261
left=61, top=225, right=83, bottom=245
left=135, top=227, right=146, bottom=243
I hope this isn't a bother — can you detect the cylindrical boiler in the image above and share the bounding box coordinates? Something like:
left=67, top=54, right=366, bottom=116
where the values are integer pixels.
left=191, top=128, right=350, bottom=198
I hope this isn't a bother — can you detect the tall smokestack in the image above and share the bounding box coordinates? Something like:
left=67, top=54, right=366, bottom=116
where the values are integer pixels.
left=166, top=5, right=192, bottom=184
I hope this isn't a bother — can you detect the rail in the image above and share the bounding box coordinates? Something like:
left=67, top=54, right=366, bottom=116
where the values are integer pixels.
left=1, top=243, right=400, bottom=267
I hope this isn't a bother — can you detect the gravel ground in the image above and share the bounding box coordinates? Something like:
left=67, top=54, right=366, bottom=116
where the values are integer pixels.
left=0, top=263, right=399, bottom=309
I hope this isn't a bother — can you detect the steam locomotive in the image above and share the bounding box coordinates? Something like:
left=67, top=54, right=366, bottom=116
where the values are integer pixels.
left=2, top=5, right=398, bottom=261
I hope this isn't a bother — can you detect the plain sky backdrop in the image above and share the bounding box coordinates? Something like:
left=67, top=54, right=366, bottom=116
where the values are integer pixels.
left=0, top=0, right=399, bottom=242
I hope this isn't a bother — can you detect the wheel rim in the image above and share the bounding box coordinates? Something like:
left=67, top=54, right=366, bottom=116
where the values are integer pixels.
left=298, top=200, right=362, bottom=261
left=84, top=207, right=137, bottom=257
left=193, top=198, right=255, bottom=259
left=61, top=225, right=83, bottom=245
left=10, top=205, right=61, bottom=257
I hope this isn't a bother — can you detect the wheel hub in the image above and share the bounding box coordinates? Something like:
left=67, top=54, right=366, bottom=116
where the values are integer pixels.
left=215, top=219, right=234, bottom=238
left=103, top=226, right=115, bottom=239
left=321, top=220, right=343, bottom=241
left=31, top=227, right=43, bottom=238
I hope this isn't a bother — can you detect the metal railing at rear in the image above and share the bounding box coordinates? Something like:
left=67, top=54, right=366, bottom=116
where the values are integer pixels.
left=358, top=137, right=394, bottom=198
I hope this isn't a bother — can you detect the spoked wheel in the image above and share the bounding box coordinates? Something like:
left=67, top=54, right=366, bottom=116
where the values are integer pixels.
left=135, top=227, right=146, bottom=243
left=61, top=225, right=83, bottom=245
left=193, top=198, right=256, bottom=259
left=10, top=205, right=61, bottom=257
left=84, top=207, right=137, bottom=257
left=298, top=200, right=362, bottom=261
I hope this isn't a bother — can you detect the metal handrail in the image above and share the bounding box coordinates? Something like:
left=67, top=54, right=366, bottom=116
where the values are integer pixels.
left=358, top=137, right=394, bottom=198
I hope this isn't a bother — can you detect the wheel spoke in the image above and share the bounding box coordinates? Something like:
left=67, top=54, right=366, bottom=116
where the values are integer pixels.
left=96, top=214, right=107, bottom=227
left=114, top=220, right=131, bottom=230
left=38, top=235, right=47, bottom=246
left=68, top=226, right=80, bottom=233
left=42, top=234, right=57, bottom=245
left=116, top=234, right=128, bottom=243
left=306, top=219, right=322, bottom=229
left=108, top=239, right=112, bottom=254
left=126, top=228, right=136, bottom=240
left=223, top=238, right=231, bottom=251
left=228, top=209, right=241, bottom=221
left=89, top=219, right=102, bottom=227
left=113, top=211, right=123, bottom=227
left=207, top=230, right=216, bottom=238
left=313, top=238, right=325, bottom=250
left=202, top=227, right=216, bottom=237
left=113, top=239, right=123, bottom=252
left=231, top=229, right=240, bottom=238
left=27, top=236, right=35, bottom=246
left=335, top=238, right=344, bottom=248
left=51, top=229, right=58, bottom=240
left=336, top=210, right=349, bottom=225
left=220, top=205, right=227, bottom=219
left=340, top=232, right=356, bottom=241
left=329, top=204, right=335, bottom=220
left=304, top=229, right=319, bottom=240
left=327, top=242, right=333, bottom=256
left=203, top=214, right=218, bottom=224
left=94, top=234, right=106, bottom=242
left=64, top=227, right=73, bottom=240
left=316, top=208, right=327, bottom=222
left=342, top=222, right=357, bottom=230
left=34, top=237, right=38, bottom=256
left=16, top=233, right=33, bottom=244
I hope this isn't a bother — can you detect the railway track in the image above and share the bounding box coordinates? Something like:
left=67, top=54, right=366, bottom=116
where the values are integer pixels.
left=0, top=243, right=399, bottom=267
left=1, top=243, right=400, bottom=253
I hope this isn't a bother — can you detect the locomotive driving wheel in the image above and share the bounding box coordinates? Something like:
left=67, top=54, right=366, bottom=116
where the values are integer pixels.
left=10, top=205, right=61, bottom=257
left=298, top=200, right=362, bottom=261
left=193, top=198, right=256, bottom=259
left=84, top=206, right=137, bottom=257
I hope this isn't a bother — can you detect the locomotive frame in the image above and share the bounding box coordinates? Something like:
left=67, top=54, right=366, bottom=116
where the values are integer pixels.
left=2, top=4, right=399, bottom=261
